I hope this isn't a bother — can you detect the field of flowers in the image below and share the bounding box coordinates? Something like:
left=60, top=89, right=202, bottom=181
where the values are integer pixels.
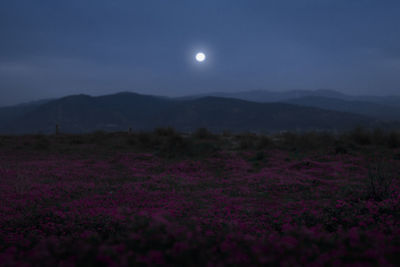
left=0, top=132, right=400, bottom=266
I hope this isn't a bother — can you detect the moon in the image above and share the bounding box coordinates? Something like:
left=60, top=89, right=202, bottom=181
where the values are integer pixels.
left=195, top=52, right=206, bottom=62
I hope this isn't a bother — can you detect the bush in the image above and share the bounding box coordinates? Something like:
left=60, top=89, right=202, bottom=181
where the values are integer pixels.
left=350, top=127, right=372, bottom=146
left=372, top=128, right=386, bottom=146
left=256, top=136, right=272, bottom=150
left=334, top=143, right=348, bottom=154
left=137, top=132, right=158, bottom=149
left=191, top=141, right=220, bottom=156
left=158, top=135, right=190, bottom=158
left=278, top=131, right=334, bottom=151
left=192, top=128, right=215, bottom=140
left=237, top=133, right=256, bottom=150
left=366, top=162, right=394, bottom=201
left=280, top=132, right=297, bottom=147
left=297, top=132, right=323, bottom=150
left=387, top=131, right=400, bottom=148
left=89, top=131, right=108, bottom=145
left=70, top=135, right=85, bottom=145
left=154, top=127, right=177, bottom=137
left=251, top=151, right=266, bottom=161
left=126, top=136, right=136, bottom=146
left=222, top=130, right=232, bottom=137
left=34, top=135, right=50, bottom=150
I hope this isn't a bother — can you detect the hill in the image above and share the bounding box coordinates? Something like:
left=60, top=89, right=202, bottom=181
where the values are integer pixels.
left=181, top=89, right=400, bottom=121
left=179, top=89, right=350, bottom=102
left=0, top=92, right=388, bottom=134
left=282, top=96, right=400, bottom=121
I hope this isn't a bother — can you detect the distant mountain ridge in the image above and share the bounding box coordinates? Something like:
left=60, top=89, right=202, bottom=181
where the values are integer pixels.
left=282, top=96, right=400, bottom=121
left=0, top=91, right=398, bottom=134
left=180, top=89, right=400, bottom=121
left=180, top=89, right=400, bottom=106
left=179, top=89, right=349, bottom=102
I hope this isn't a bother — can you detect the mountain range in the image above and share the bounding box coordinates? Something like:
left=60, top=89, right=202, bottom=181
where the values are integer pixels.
left=0, top=90, right=399, bottom=134
left=181, top=89, right=400, bottom=107
left=180, top=89, right=400, bottom=121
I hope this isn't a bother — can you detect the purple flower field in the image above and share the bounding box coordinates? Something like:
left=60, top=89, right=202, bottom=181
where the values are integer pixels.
left=0, top=134, right=400, bottom=266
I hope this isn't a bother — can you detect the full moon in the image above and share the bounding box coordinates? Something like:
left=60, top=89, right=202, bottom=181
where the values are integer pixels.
left=195, top=52, right=206, bottom=62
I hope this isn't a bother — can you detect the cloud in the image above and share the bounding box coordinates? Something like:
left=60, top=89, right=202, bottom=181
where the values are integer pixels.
left=0, top=62, right=33, bottom=73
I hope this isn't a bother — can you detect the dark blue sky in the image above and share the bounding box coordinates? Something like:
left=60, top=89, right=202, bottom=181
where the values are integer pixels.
left=1, top=0, right=399, bottom=106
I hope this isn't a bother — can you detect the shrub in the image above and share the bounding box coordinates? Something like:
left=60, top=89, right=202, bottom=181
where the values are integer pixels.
left=154, top=127, right=177, bottom=137
left=191, top=141, right=220, bottom=157
left=34, top=135, right=50, bottom=150
left=70, top=135, right=85, bottom=145
left=318, top=132, right=336, bottom=145
left=126, top=136, right=136, bottom=146
left=13, top=174, right=31, bottom=195
left=89, top=131, right=108, bottom=145
left=387, top=131, right=400, bottom=148
left=192, top=128, right=215, bottom=140
left=137, top=132, right=158, bottom=149
left=350, top=127, right=372, bottom=146
left=237, top=133, right=256, bottom=150
left=158, top=135, right=190, bottom=158
left=297, top=132, right=322, bottom=150
left=334, top=143, right=348, bottom=154
left=280, top=132, right=297, bottom=147
left=222, top=130, right=232, bottom=137
left=372, top=128, right=385, bottom=146
left=251, top=151, right=265, bottom=161
left=256, top=136, right=272, bottom=150
left=366, top=161, right=394, bottom=201
left=277, top=131, right=334, bottom=151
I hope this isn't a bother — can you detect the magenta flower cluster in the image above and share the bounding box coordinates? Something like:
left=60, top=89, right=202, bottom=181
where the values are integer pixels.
left=0, top=149, right=399, bottom=266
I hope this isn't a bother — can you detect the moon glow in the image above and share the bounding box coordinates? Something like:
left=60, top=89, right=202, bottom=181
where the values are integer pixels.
left=195, top=52, right=206, bottom=62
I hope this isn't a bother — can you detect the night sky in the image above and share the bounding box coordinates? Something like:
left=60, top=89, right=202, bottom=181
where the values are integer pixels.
left=1, top=0, right=399, bottom=106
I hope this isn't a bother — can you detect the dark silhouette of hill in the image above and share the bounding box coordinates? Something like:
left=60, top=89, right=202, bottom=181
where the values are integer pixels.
left=282, top=96, right=400, bottom=121
left=0, top=98, right=54, bottom=127
left=179, top=89, right=349, bottom=102
left=158, top=96, right=377, bottom=132
left=1, top=93, right=175, bottom=133
left=181, top=89, right=400, bottom=121
left=182, top=89, right=400, bottom=107
left=0, top=92, right=389, bottom=134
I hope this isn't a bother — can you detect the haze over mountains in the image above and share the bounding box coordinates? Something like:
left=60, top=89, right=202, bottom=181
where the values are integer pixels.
left=182, top=89, right=400, bottom=121
left=183, top=89, right=400, bottom=107
left=0, top=89, right=399, bottom=134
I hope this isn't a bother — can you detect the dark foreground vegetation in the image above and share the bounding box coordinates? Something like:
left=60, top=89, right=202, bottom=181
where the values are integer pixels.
left=1, top=128, right=400, bottom=266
